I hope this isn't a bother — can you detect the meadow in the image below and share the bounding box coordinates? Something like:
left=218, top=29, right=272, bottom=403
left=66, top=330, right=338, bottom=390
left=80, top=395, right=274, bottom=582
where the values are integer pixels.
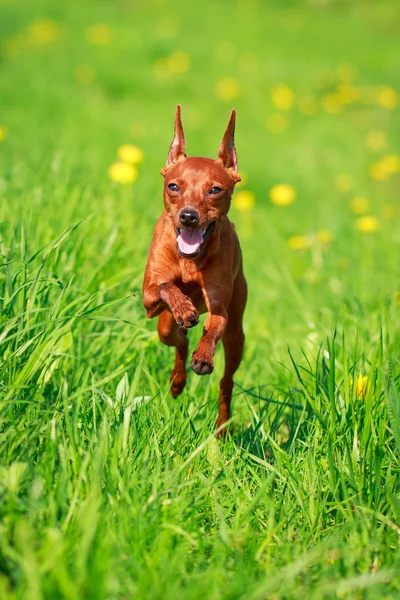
left=0, top=0, right=400, bottom=597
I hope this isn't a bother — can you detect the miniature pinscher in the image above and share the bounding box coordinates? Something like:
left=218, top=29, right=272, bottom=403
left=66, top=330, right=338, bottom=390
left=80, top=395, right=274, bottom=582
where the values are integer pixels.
left=142, top=106, right=247, bottom=434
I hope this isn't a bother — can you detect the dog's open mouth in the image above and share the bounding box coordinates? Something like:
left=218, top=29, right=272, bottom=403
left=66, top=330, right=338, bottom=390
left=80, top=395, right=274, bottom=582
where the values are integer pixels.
left=176, top=223, right=215, bottom=258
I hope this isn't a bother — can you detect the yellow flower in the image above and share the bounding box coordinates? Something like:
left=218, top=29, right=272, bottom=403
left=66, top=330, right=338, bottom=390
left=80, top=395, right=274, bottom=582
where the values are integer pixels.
left=0, top=126, right=7, bottom=141
left=238, top=52, right=259, bottom=73
left=350, top=197, right=369, bottom=214
left=381, top=204, right=397, bottom=221
left=368, top=162, right=389, bottom=181
left=109, top=162, right=138, bottom=184
left=298, top=96, right=318, bottom=116
left=337, top=84, right=358, bottom=104
left=232, top=190, right=255, bottom=211
left=365, top=130, right=387, bottom=151
left=355, top=216, right=379, bottom=233
left=75, top=65, right=94, bottom=85
left=28, top=19, right=59, bottom=45
left=117, top=144, right=143, bottom=165
left=265, top=113, right=288, bottom=134
left=334, top=174, right=354, bottom=192
left=168, top=51, right=190, bottom=74
left=316, top=230, right=334, bottom=244
left=215, top=77, right=240, bottom=101
left=380, top=154, right=400, bottom=174
left=271, top=84, right=295, bottom=110
left=288, top=235, right=311, bottom=250
left=337, top=63, right=357, bottom=83
left=354, top=374, right=368, bottom=399
left=321, top=94, right=342, bottom=114
left=86, top=24, right=112, bottom=46
left=269, top=184, right=296, bottom=206
left=215, top=41, right=236, bottom=63
left=376, top=86, right=398, bottom=109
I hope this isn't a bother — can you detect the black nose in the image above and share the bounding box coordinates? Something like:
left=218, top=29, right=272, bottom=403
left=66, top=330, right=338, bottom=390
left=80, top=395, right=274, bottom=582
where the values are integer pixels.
left=179, top=209, right=199, bottom=227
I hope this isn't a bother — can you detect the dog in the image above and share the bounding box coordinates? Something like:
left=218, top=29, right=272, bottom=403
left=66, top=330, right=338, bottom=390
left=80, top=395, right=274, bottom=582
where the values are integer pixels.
left=142, top=106, right=247, bottom=434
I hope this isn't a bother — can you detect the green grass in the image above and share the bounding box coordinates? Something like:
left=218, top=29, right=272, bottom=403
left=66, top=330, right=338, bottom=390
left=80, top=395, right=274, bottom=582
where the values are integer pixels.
left=1, top=0, right=400, bottom=597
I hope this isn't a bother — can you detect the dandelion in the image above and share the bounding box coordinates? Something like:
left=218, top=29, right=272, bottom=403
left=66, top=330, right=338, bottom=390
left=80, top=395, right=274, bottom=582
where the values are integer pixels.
left=298, top=96, right=318, bottom=116
left=368, top=162, right=389, bottom=181
left=238, top=52, right=259, bottom=73
left=269, top=184, right=296, bottom=206
left=215, top=77, right=239, bottom=101
left=350, top=197, right=369, bottom=214
left=321, top=94, right=342, bottom=114
left=354, top=374, right=368, bottom=399
left=86, top=24, right=112, bottom=46
left=336, top=84, right=358, bottom=104
left=168, top=51, right=190, bottom=74
left=28, top=19, right=59, bottom=45
left=380, top=154, right=400, bottom=174
left=117, top=144, right=143, bottom=165
left=316, top=230, right=334, bottom=244
left=334, top=174, right=354, bottom=192
left=0, top=126, right=7, bottom=141
left=365, top=130, right=387, bottom=151
left=376, top=86, right=398, bottom=109
left=355, top=216, right=379, bottom=233
left=109, top=162, right=138, bottom=184
left=75, top=65, right=94, bottom=85
left=271, top=84, right=295, bottom=110
left=232, top=190, right=255, bottom=211
left=265, top=113, right=288, bottom=134
left=288, top=235, right=311, bottom=250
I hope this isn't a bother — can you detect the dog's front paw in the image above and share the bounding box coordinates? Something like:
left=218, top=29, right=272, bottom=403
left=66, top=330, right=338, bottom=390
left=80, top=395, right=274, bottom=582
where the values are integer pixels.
left=172, top=297, right=199, bottom=329
left=190, top=350, right=214, bottom=375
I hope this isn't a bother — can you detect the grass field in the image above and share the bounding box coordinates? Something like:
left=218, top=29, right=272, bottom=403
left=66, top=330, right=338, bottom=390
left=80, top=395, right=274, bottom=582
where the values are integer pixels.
left=1, top=0, right=400, bottom=597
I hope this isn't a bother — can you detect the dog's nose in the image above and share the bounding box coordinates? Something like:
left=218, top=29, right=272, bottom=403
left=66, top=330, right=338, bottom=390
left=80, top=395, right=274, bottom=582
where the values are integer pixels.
left=179, top=209, right=199, bottom=227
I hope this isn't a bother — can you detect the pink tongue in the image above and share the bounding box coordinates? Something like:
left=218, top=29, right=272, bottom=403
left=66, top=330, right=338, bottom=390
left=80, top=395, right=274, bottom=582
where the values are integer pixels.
left=177, top=228, right=204, bottom=255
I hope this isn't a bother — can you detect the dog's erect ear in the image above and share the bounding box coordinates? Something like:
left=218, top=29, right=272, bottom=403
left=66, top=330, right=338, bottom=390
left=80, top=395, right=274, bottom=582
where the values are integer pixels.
left=217, top=109, right=240, bottom=181
left=161, top=105, right=186, bottom=175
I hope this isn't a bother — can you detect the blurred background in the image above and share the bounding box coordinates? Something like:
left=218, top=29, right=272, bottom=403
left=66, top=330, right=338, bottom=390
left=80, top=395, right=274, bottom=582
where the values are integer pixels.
left=0, top=0, right=399, bottom=361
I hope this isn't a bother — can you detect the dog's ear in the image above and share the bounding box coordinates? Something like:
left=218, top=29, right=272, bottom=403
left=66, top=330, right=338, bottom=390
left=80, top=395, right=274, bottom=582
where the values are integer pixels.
left=217, top=109, right=240, bottom=182
left=161, top=105, right=186, bottom=175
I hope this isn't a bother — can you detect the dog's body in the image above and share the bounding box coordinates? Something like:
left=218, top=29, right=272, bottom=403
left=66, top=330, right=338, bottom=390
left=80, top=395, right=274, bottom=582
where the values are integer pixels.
left=142, top=106, right=247, bottom=433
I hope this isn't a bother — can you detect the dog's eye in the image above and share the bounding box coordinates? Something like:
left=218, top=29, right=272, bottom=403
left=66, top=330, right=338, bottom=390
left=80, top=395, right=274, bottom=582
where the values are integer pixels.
left=209, top=186, right=223, bottom=195
left=168, top=183, right=180, bottom=192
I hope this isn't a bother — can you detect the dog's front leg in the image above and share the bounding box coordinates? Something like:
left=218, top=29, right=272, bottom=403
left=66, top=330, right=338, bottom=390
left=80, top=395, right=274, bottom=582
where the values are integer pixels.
left=190, top=288, right=229, bottom=375
left=143, top=282, right=199, bottom=328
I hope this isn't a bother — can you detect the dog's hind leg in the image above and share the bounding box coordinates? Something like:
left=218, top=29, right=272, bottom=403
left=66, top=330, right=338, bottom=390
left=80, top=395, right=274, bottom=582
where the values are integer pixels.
left=217, top=269, right=247, bottom=434
left=157, top=310, right=189, bottom=397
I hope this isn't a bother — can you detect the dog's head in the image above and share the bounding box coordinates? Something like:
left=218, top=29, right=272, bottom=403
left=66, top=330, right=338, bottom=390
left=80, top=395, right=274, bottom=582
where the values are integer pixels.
left=161, top=105, right=241, bottom=259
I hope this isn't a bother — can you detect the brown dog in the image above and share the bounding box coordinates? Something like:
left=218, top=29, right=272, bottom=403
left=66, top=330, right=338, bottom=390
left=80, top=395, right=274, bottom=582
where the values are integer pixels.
left=142, top=106, right=247, bottom=433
